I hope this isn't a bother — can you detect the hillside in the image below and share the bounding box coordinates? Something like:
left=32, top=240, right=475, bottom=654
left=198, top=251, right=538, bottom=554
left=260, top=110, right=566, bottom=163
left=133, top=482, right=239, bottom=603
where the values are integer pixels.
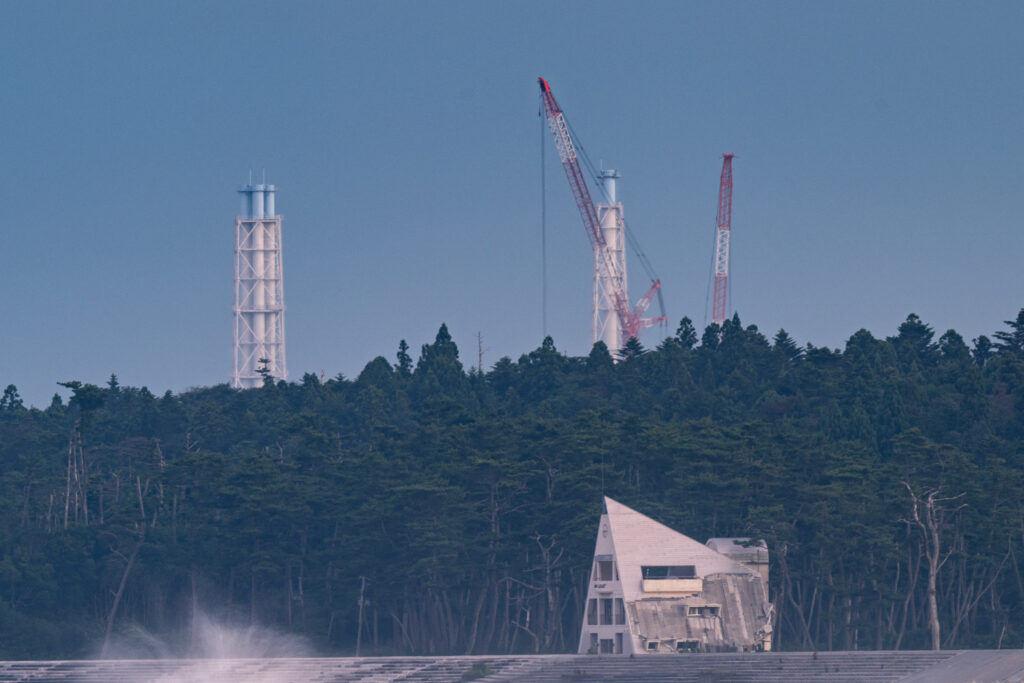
left=1, top=312, right=1023, bottom=658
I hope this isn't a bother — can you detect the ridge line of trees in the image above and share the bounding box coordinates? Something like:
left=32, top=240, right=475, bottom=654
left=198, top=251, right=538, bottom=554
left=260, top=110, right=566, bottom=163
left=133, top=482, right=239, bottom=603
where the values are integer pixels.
left=2, top=311, right=1024, bottom=657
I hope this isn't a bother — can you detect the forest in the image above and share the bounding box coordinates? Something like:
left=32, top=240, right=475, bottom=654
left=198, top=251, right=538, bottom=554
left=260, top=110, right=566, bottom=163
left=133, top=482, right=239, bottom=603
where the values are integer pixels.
left=2, top=311, right=1024, bottom=658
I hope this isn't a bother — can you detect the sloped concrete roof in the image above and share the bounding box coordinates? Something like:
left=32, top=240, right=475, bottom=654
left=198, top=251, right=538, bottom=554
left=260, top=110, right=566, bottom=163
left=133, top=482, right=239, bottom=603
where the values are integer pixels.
left=603, top=497, right=756, bottom=603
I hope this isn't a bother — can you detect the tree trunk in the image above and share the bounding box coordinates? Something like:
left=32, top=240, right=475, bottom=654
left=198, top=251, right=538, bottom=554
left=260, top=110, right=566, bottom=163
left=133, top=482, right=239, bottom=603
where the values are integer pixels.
left=285, top=563, right=293, bottom=627
left=21, top=484, right=30, bottom=528
left=250, top=568, right=257, bottom=625
left=464, top=581, right=488, bottom=654
left=136, top=476, right=146, bottom=521
left=927, top=563, right=941, bottom=650
left=78, top=439, right=88, bottom=526
left=101, top=542, right=141, bottom=657
left=356, top=575, right=366, bottom=656
left=190, top=565, right=200, bottom=653
left=64, top=439, right=73, bottom=529
left=903, top=483, right=965, bottom=651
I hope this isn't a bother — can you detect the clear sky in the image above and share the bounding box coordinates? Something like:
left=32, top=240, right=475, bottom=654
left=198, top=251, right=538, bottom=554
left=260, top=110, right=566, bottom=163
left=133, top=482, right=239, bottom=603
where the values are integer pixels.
left=2, top=1, right=1022, bottom=407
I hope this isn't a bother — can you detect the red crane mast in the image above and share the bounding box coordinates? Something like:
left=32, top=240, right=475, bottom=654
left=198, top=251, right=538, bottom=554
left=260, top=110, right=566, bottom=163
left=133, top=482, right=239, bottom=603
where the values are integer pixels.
left=538, top=77, right=664, bottom=345
left=711, top=154, right=735, bottom=325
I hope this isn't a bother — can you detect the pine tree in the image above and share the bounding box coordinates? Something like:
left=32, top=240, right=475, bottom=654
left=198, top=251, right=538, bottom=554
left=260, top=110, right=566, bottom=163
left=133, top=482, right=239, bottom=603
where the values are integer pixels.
left=0, top=385, right=23, bottom=411
left=993, top=309, right=1024, bottom=354
left=675, top=317, right=698, bottom=349
left=396, top=339, right=413, bottom=377
left=971, top=335, right=993, bottom=366
left=617, top=336, right=646, bottom=361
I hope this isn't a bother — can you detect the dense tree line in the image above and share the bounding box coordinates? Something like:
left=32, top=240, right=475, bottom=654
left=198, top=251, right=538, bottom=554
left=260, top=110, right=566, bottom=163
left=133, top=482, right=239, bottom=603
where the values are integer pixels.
left=3, top=311, right=1024, bottom=658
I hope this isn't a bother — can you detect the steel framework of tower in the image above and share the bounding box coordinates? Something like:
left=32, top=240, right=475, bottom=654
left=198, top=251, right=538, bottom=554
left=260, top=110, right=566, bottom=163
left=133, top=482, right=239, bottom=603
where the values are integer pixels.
left=538, top=77, right=664, bottom=354
left=711, top=154, right=735, bottom=325
left=233, top=182, right=287, bottom=388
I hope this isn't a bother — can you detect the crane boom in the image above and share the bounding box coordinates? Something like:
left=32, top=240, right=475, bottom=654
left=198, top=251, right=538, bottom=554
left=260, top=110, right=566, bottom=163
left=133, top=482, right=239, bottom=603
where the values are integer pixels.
left=538, top=77, right=665, bottom=344
left=538, top=79, right=606, bottom=251
left=633, top=280, right=661, bottom=322
left=712, top=154, right=735, bottom=325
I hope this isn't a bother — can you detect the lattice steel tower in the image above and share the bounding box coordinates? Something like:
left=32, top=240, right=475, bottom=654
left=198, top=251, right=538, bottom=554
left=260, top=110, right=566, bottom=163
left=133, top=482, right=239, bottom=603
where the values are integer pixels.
left=233, top=181, right=287, bottom=388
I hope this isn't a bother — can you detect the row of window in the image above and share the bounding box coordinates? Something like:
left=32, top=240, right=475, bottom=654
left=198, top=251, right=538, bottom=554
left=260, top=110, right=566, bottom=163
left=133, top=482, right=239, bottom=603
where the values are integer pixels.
left=642, top=565, right=696, bottom=579
left=647, top=639, right=701, bottom=653
left=586, top=597, right=626, bottom=625
left=594, top=560, right=700, bottom=582
left=688, top=605, right=719, bottom=617
left=584, top=634, right=704, bottom=654
left=587, top=598, right=718, bottom=625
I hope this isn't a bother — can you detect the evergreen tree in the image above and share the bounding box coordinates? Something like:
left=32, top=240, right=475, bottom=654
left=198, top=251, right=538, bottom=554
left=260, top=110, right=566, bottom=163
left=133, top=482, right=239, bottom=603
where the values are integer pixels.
left=396, top=339, right=413, bottom=377
left=0, top=385, right=23, bottom=411
left=889, top=313, right=937, bottom=366
left=617, top=337, right=646, bottom=361
left=773, top=329, right=802, bottom=362
left=972, top=335, right=993, bottom=366
left=937, top=329, right=971, bottom=364
left=675, top=317, right=698, bottom=349
left=700, top=323, right=721, bottom=350
left=587, top=341, right=613, bottom=370
left=256, top=357, right=273, bottom=387
left=993, top=308, right=1024, bottom=354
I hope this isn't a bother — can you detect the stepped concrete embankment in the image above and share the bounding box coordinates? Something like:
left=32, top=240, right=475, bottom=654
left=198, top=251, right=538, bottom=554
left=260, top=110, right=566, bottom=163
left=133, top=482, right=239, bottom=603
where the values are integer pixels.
left=3, top=649, right=1023, bottom=682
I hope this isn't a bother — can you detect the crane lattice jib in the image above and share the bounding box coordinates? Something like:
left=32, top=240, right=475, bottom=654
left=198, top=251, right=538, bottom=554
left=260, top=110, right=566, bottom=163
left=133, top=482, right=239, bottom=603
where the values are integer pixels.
left=539, top=77, right=638, bottom=337
left=712, top=154, right=734, bottom=325
left=633, top=280, right=666, bottom=330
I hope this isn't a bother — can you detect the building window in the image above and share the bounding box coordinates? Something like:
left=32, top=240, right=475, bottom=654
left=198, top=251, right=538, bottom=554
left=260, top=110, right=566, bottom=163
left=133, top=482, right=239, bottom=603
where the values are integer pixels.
left=599, top=560, right=614, bottom=581
left=600, top=598, right=613, bottom=625
left=687, top=605, right=720, bottom=617
left=615, top=632, right=623, bottom=654
left=600, top=639, right=614, bottom=654
left=676, top=640, right=699, bottom=653
left=642, top=565, right=696, bottom=579
left=589, top=633, right=598, bottom=652
left=587, top=599, right=598, bottom=625
left=614, top=598, right=625, bottom=625
left=646, top=640, right=659, bottom=651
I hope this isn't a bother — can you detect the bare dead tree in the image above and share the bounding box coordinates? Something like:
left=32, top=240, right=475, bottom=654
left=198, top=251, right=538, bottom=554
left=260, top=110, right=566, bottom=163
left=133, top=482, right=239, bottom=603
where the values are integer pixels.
left=100, top=479, right=148, bottom=658
left=101, top=538, right=141, bottom=657
left=63, top=435, right=73, bottom=530
left=901, top=482, right=966, bottom=650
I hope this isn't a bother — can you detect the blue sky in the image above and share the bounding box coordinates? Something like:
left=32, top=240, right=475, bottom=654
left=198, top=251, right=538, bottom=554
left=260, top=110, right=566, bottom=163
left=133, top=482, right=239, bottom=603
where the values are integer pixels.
left=1, top=1, right=1022, bottom=406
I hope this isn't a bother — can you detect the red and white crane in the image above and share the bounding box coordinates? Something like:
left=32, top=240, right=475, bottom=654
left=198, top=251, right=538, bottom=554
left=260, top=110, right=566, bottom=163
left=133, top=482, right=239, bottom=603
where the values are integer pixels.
left=538, top=77, right=665, bottom=352
left=711, top=154, right=735, bottom=325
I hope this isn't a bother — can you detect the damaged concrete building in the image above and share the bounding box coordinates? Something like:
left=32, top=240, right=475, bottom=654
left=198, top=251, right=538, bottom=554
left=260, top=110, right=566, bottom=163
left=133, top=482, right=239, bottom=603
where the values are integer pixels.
left=577, top=497, right=773, bottom=655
